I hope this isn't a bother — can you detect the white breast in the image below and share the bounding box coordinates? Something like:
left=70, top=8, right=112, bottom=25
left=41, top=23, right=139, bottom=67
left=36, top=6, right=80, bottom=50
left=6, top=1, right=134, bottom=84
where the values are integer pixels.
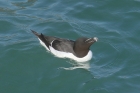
left=38, top=38, right=92, bottom=62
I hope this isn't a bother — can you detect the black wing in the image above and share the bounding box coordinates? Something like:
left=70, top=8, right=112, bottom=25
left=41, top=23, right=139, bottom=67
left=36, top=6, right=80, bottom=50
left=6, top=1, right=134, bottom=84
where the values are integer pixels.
left=52, top=39, right=75, bottom=53
left=32, top=30, right=75, bottom=53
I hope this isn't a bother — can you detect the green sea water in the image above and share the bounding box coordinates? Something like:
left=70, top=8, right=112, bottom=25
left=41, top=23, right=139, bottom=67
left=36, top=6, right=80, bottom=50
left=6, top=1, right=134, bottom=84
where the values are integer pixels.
left=0, top=0, right=140, bottom=93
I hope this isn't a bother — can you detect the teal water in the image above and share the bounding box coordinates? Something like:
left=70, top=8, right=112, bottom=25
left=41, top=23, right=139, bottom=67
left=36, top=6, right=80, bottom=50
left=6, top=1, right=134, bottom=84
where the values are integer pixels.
left=0, top=0, right=140, bottom=93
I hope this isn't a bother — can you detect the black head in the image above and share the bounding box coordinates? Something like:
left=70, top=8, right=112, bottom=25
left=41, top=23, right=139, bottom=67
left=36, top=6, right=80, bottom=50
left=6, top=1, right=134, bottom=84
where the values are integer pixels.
left=73, top=37, right=98, bottom=57
left=75, top=37, right=98, bottom=49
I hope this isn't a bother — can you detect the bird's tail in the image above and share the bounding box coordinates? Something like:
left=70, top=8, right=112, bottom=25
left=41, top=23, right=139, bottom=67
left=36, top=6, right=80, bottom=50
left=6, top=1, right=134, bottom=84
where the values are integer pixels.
left=31, top=29, right=50, bottom=48
left=31, top=29, right=40, bottom=37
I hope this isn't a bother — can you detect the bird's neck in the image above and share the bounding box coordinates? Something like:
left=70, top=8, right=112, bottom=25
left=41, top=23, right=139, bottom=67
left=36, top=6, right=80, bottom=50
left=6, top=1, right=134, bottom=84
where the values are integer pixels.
left=73, top=46, right=89, bottom=58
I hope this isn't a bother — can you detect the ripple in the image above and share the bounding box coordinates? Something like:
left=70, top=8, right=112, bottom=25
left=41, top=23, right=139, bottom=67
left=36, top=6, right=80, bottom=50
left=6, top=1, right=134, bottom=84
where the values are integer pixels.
left=12, top=0, right=37, bottom=8
left=0, top=0, right=140, bottom=93
left=59, top=60, right=90, bottom=70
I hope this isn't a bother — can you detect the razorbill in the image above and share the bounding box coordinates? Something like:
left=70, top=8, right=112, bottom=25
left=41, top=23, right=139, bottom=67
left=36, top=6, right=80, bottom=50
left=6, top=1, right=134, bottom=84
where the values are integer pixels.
left=31, top=30, right=98, bottom=62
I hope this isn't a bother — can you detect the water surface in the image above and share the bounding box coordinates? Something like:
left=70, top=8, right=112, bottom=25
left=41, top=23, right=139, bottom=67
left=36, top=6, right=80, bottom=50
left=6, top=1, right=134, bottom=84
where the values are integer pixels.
left=0, top=0, right=140, bottom=93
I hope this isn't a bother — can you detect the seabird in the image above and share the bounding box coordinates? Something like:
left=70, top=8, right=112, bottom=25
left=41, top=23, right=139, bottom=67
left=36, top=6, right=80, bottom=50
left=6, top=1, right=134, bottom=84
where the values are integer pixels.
left=31, top=30, right=98, bottom=62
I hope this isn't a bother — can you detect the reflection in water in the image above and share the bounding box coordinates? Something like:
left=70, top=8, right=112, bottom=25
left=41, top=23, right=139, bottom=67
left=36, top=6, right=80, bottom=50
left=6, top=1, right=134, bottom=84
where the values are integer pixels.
left=59, top=60, right=90, bottom=70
